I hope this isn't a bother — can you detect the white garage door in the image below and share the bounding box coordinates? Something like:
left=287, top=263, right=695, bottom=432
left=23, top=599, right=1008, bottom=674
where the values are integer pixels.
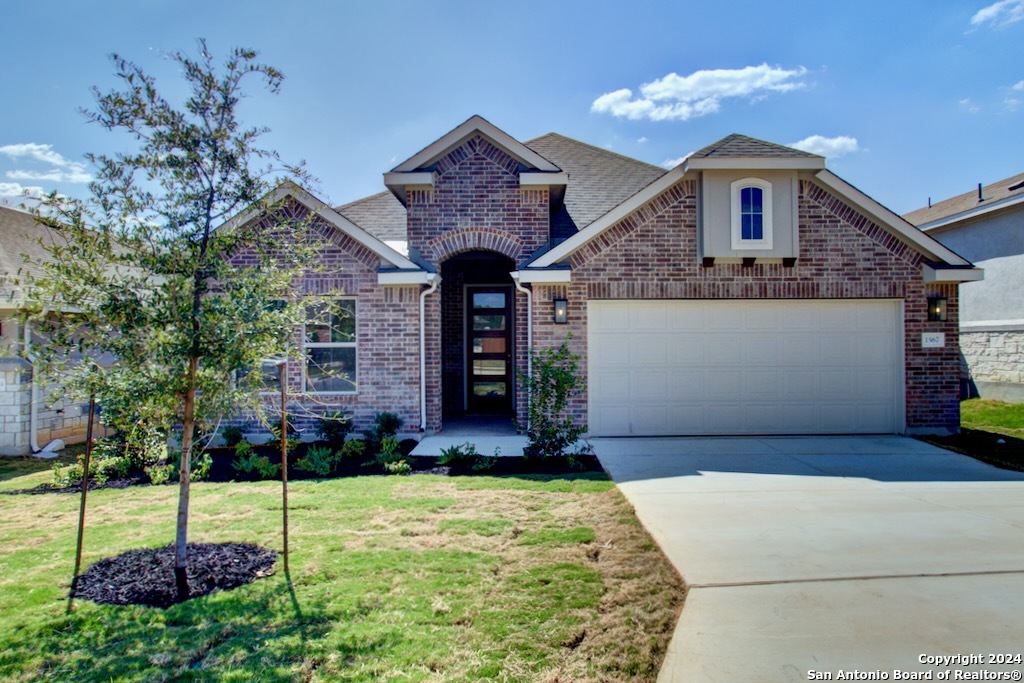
left=588, top=300, right=903, bottom=436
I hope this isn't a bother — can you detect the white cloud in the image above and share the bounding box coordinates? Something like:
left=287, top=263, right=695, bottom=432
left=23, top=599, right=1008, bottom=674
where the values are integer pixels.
left=592, top=64, right=809, bottom=122
left=637, top=136, right=648, bottom=144
left=0, top=182, right=45, bottom=198
left=1013, top=80, right=1024, bottom=90
left=788, top=135, right=860, bottom=158
left=661, top=154, right=693, bottom=169
left=1004, top=96, right=1021, bottom=111
left=959, top=97, right=981, bottom=113
left=0, top=143, right=92, bottom=185
left=970, top=0, right=1024, bottom=27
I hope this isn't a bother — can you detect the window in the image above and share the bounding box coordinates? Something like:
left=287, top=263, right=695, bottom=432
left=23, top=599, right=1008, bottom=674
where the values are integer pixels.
left=730, top=178, right=773, bottom=250
left=304, top=299, right=357, bottom=393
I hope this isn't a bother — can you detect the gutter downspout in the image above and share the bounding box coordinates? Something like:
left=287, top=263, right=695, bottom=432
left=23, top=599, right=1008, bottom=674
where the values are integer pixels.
left=23, top=321, right=42, bottom=453
left=419, top=274, right=440, bottom=431
left=510, top=273, right=532, bottom=429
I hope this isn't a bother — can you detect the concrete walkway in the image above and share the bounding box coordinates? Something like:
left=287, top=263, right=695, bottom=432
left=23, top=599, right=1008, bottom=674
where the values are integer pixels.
left=591, top=436, right=1024, bottom=682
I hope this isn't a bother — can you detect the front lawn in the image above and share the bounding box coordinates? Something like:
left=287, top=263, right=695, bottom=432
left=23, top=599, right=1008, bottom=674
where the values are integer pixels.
left=918, top=399, right=1024, bottom=471
left=0, top=469, right=684, bottom=682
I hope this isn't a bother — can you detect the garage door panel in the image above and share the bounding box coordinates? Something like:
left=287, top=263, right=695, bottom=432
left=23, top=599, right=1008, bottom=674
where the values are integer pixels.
left=588, top=300, right=901, bottom=436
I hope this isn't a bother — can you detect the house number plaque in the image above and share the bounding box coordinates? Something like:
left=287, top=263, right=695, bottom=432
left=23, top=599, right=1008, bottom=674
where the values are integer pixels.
left=921, top=332, right=945, bottom=348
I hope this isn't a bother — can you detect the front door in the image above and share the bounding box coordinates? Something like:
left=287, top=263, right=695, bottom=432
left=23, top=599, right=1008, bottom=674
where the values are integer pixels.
left=467, top=286, right=513, bottom=414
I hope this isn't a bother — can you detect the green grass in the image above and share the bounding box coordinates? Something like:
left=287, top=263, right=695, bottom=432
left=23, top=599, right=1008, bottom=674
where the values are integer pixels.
left=961, top=398, right=1024, bottom=439
left=0, top=472, right=684, bottom=682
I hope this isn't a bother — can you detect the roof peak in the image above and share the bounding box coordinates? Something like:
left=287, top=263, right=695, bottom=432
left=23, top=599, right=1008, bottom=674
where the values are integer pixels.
left=526, top=132, right=666, bottom=173
left=692, top=133, right=821, bottom=159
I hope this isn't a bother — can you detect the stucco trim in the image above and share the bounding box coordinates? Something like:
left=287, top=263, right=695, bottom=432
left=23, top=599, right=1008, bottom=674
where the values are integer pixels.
left=377, top=270, right=437, bottom=286
left=510, top=269, right=571, bottom=284
left=961, top=319, right=1024, bottom=332
left=922, top=264, right=985, bottom=283
left=519, top=172, right=569, bottom=187
left=814, top=171, right=974, bottom=267
left=391, top=115, right=560, bottom=173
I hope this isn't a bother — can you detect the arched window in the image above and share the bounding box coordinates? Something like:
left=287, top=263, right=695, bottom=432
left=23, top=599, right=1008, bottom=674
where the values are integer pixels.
left=731, top=178, right=773, bottom=249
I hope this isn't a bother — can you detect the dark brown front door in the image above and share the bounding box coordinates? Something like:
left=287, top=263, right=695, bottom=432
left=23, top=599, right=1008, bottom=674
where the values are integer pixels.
left=467, top=286, right=513, bottom=414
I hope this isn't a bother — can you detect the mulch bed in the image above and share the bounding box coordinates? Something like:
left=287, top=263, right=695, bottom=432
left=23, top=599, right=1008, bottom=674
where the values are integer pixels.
left=917, top=428, right=1024, bottom=472
left=2, top=473, right=151, bottom=496
left=72, top=542, right=277, bottom=608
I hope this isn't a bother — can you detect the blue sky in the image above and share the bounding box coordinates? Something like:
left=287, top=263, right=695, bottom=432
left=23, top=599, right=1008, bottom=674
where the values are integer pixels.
left=1, top=0, right=1021, bottom=216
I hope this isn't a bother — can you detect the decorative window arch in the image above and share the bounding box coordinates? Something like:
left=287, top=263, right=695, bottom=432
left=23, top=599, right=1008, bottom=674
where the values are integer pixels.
left=730, top=178, right=773, bottom=250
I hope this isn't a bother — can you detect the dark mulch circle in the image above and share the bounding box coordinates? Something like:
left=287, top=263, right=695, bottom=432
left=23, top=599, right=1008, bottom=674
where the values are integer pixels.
left=72, top=542, right=277, bottom=608
left=2, top=473, right=151, bottom=496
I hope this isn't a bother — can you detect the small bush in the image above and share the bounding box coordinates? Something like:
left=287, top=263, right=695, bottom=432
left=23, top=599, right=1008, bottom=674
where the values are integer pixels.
left=295, top=445, right=338, bottom=477
left=52, top=464, right=83, bottom=489
left=519, top=339, right=590, bottom=461
left=438, top=442, right=497, bottom=472
left=374, top=436, right=403, bottom=466
left=220, top=426, right=245, bottom=448
left=233, top=442, right=280, bottom=480
left=340, top=439, right=366, bottom=460
left=167, top=449, right=211, bottom=482
left=316, top=411, right=352, bottom=446
left=383, top=459, right=412, bottom=475
left=374, top=412, right=403, bottom=439
left=146, top=464, right=173, bottom=485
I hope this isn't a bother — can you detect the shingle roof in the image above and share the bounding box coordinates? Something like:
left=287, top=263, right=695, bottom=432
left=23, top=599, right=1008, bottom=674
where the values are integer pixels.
left=0, top=206, right=60, bottom=305
left=903, top=171, right=1024, bottom=227
left=334, top=191, right=407, bottom=241
left=525, top=133, right=666, bottom=230
left=691, top=133, right=820, bottom=159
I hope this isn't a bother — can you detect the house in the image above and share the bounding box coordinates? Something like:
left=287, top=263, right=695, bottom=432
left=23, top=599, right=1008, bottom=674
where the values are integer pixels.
left=0, top=205, right=94, bottom=455
left=225, top=115, right=980, bottom=437
left=905, top=173, right=1024, bottom=402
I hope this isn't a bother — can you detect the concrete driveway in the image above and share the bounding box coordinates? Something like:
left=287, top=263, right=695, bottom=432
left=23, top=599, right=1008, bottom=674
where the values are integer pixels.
left=591, top=436, right=1024, bottom=682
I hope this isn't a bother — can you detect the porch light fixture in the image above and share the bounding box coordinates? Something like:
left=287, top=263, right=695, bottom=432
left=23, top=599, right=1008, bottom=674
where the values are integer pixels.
left=553, top=298, right=568, bottom=324
left=927, top=296, right=947, bottom=322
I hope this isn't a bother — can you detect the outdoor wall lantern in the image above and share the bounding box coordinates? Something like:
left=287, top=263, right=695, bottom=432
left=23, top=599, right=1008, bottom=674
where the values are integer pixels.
left=927, top=296, right=947, bottom=322
left=553, top=298, right=568, bottom=324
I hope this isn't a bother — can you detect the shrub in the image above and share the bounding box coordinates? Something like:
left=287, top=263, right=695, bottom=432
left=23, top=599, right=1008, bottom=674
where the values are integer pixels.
left=146, top=464, right=173, bottom=485
left=220, top=425, right=245, bottom=448
left=316, top=411, right=352, bottom=446
left=295, top=445, right=338, bottom=477
left=52, top=464, right=83, bottom=489
left=374, top=436, right=403, bottom=466
left=383, top=459, right=412, bottom=475
left=374, top=412, right=403, bottom=439
left=340, top=439, right=366, bottom=460
left=438, top=442, right=496, bottom=472
left=519, top=339, right=590, bottom=460
left=168, top=449, right=212, bottom=482
left=233, top=441, right=280, bottom=480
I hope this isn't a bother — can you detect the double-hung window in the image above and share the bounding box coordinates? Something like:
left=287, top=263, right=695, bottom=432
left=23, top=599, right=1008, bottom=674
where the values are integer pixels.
left=730, top=178, right=773, bottom=250
left=304, top=299, right=357, bottom=394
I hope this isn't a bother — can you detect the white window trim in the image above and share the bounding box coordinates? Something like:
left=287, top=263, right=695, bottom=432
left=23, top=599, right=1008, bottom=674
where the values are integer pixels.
left=303, top=297, right=358, bottom=395
left=730, top=177, right=773, bottom=250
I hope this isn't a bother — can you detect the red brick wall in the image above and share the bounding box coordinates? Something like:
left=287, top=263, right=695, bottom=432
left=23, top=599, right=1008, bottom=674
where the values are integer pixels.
left=229, top=200, right=423, bottom=436
left=529, top=178, right=960, bottom=433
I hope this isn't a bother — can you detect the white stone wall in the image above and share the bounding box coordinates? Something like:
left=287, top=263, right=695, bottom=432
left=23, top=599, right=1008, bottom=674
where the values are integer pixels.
left=960, top=329, right=1024, bottom=402
left=0, top=358, right=94, bottom=455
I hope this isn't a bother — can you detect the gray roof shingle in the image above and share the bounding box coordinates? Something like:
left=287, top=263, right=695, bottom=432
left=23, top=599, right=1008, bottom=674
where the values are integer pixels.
left=904, top=171, right=1024, bottom=226
left=525, top=133, right=666, bottom=231
left=0, top=206, right=60, bottom=305
left=691, top=133, right=820, bottom=159
left=334, top=191, right=408, bottom=241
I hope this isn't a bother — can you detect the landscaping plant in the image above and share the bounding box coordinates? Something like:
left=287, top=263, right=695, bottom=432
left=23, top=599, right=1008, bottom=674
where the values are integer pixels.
left=519, top=339, right=590, bottom=461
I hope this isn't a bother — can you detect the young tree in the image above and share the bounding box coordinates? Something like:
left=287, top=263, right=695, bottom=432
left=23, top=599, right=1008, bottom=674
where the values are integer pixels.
left=26, top=40, right=322, bottom=599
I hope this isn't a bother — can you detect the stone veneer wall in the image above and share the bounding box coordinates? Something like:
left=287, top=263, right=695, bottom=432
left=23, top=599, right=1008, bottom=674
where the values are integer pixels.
left=1, top=358, right=96, bottom=455
left=960, top=328, right=1024, bottom=402
left=530, top=178, right=961, bottom=433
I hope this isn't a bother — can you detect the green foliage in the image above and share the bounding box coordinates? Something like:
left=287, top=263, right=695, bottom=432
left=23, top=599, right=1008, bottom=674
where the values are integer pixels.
left=374, top=436, right=403, bottom=466
left=340, top=439, right=366, bottom=460
left=232, top=441, right=279, bottom=480
left=51, top=464, right=82, bottom=489
left=364, top=412, right=402, bottom=448
left=50, top=440, right=133, bottom=488
left=519, top=340, right=590, bottom=460
left=437, top=442, right=497, bottom=472
left=167, top=450, right=211, bottom=482
left=145, top=464, right=173, bottom=485
left=316, top=411, right=353, bottom=446
left=295, top=445, right=338, bottom=477
left=220, top=426, right=245, bottom=448
left=265, top=421, right=300, bottom=452
left=383, top=459, right=412, bottom=475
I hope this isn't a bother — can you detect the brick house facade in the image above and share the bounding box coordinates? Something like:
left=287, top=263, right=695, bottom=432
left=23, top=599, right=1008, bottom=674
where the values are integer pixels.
left=225, top=116, right=979, bottom=438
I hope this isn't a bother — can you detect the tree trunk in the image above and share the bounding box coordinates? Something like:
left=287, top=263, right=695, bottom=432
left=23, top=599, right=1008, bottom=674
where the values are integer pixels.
left=174, top=357, right=199, bottom=601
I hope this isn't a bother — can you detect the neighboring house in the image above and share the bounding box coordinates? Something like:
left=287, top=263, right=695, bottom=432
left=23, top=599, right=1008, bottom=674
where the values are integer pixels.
left=0, top=205, right=93, bottom=455
left=224, top=115, right=980, bottom=437
left=905, top=173, right=1024, bottom=402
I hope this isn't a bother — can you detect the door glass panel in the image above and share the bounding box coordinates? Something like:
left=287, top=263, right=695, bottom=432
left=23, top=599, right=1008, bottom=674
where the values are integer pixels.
left=473, top=337, right=506, bottom=354
left=473, top=381, right=506, bottom=398
left=473, top=315, right=505, bottom=331
left=473, top=292, right=506, bottom=309
left=473, top=360, right=506, bottom=376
